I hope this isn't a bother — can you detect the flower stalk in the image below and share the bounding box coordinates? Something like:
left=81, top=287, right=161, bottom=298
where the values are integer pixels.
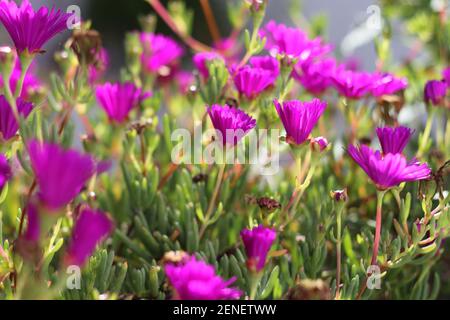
left=199, top=163, right=226, bottom=239
left=371, top=190, right=387, bottom=266
left=334, top=201, right=345, bottom=299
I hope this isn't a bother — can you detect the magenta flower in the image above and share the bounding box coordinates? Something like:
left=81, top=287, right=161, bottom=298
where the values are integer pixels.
left=165, top=256, right=242, bottom=300
left=249, top=55, right=280, bottom=78
left=260, top=21, right=331, bottom=67
left=193, top=51, right=223, bottom=78
left=0, top=95, right=33, bottom=141
left=372, top=73, right=408, bottom=97
left=0, top=0, right=71, bottom=54
left=293, top=58, right=336, bottom=95
left=331, top=67, right=374, bottom=99
left=140, top=33, right=184, bottom=73
left=95, top=82, right=142, bottom=123
left=0, top=153, right=11, bottom=191
left=65, top=208, right=113, bottom=266
left=233, top=66, right=276, bottom=99
left=443, top=67, right=450, bottom=87
left=424, top=80, right=447, bottom=106
left=207, top=104, right=256, bottom=146
left=376, top=126, right=414, bottom=155
left=241, top=225, right=276, bottom=272
left=347, top=144, right=431, bottom=190
left=28, top=140, right=96, bottom=211
left=88, top=48, right=109, bottom=85
left=274, top=98, right=327, bottom=145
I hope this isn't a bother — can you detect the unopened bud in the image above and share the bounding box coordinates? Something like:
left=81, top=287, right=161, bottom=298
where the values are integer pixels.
left=330, top=189, right=348, bottom=202
left=257, top=197, right=281, bottom=213
left=310, top=136, right=329, bottom=152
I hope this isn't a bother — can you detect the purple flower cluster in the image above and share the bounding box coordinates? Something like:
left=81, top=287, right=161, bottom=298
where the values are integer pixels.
left=260, top=21, right=331, bottom=66
left=258, top=22, right=410, bottom=100
left=165, top=256, right=242, bottom=300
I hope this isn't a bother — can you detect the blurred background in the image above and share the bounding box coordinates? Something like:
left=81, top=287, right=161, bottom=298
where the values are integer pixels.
left=0, top=0, right=418, bottom=79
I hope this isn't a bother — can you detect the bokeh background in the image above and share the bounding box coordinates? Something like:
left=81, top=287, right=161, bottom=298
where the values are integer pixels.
left=0, top=0, right=418, bottom=79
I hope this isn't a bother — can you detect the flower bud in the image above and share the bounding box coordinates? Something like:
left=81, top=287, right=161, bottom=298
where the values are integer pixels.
left=330, top=189, right=348, bottom=202
left=424, top=80, right=447, bottom=106
left=70, top=29, right=102, bottom=66
left=247, top=0, right=267, bottom=12
left=310, top=136, right=329, bottom=152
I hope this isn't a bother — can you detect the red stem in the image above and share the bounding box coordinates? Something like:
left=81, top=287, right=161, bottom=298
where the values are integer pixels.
left=148, top=0, right=211, bottom=52
left=371, top=191, right=385, bottom=266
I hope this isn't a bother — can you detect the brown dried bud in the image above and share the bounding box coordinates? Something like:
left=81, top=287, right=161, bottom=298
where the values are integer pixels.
left=70, top=29, right=102, bottom=66
left=257, top=197, right=281, bottom=213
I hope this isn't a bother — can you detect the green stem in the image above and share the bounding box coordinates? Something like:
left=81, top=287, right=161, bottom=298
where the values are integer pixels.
left=335, top=204, right=344, bottom=299
left=249, top=272, right=262, bottom=300
left=14, top=54, right=33, bottom=99
left=199, top=163, right=226, bottom=238
left=236, top=8, right=265, bottom=70
left=435, top=109, right=444, bottom=150
left=1, top=70, right=19, bottom=122
left=418, top=108, right=436, bottom=158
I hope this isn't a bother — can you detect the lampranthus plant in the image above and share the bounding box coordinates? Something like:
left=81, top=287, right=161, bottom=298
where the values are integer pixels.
left=0, top=0, right=448, bottom=302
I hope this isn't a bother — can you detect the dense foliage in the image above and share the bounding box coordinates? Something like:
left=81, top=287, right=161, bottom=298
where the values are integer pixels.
left=0, top=0, right=449, bottom=300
